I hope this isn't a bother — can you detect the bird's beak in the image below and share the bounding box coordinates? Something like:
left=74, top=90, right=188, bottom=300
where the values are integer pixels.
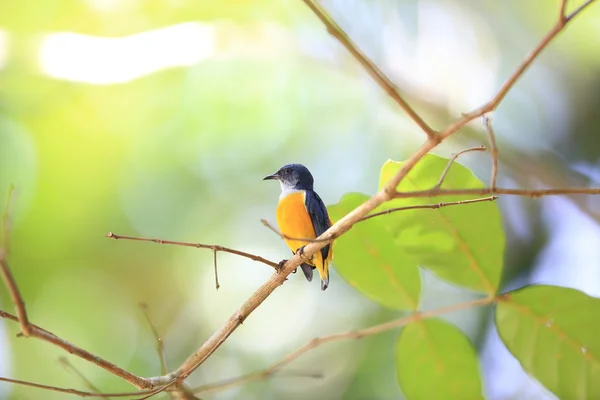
left=263, top=173, right=279, bottom=181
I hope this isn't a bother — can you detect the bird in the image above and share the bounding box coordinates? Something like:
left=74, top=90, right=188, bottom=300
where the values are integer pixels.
left=263, top=163, right=333, bottom=291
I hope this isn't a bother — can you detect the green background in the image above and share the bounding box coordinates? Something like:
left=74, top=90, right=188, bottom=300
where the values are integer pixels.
left=1, top=0, right=600, bottom=399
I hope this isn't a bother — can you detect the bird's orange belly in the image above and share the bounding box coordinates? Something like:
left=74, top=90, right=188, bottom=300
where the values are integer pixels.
left=276, top=191, right=319, bottom=264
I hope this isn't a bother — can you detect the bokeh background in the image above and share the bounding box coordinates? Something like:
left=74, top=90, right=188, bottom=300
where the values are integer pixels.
left=1, top=0, right=600, bottom=399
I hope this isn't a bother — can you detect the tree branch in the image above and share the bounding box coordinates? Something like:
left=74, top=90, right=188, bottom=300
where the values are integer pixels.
left=106, top=232, right=278, bottom=270
left=359, top=196, right=497, bottom=222
left=300, top=0, right=438, bottom=140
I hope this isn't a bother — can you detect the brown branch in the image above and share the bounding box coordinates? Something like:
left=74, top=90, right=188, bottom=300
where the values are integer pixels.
left=0, top=309, right=152, bottom=390
left=483, top=116, right=499, bottom=189
left=0, top=187, right=31, bottom=337
left=434, top=146, right=486, bottom=189
left=360, top=196, right=497, bottom=222
left=395, top=187, right=600, bottom=199
left=106, top=232, right=278, bottom=269
left=0, top=376, right=153, bottom=398
left=300, top=0, right=437, bottom=140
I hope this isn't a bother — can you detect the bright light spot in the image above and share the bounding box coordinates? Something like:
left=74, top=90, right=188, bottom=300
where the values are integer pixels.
left=39, top=22, right=215, bottom=84
left=0, top=30, right=8, bottom=70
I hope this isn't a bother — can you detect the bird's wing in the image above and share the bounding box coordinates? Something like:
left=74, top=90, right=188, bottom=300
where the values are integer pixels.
left=305, top=190, right=332, bottom=262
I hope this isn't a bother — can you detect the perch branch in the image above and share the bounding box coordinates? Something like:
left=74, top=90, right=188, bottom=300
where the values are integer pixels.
left=106, top=232, right=278, bottom=270
left=301, top=0, right=437, bottom=140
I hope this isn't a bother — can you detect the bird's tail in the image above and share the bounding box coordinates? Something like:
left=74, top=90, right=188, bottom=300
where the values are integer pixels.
left=317, top=259, right=330, bottom=291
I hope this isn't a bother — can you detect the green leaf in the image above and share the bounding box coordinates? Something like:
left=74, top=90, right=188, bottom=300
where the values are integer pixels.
left=496, top=285, right=600, bottom=399
left=396, top=318, right=483, bottom=400
left=377, top=155, right=504, bottom=294
left=328, top=193, right=420, bottom=310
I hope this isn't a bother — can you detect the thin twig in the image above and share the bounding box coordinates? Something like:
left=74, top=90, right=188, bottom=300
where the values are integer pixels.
left=301, top=0, right=437, bottom=140
left=566, top=0, right=596, bottom=20
left=434, top=146, right=486, bottom=189
left=260, top=219, right=331, bottom=243
left=106, top=232, right=278, bottom=269
left=0, top=187, right=31, bottom=337
left=213, top=249, right=220, bottom=290
left=59, top=357, right=106, bottom=397
left=395, top=187, right=600, bottom=199
left=483, top=116, right=499, bottom=189
left=0, top=309, right=152, bottom=389
left=360, top=196, right=497, bottom=222
left=139, top=303, right=168, bottom=375
left=0, top=376, right=154, bottom=398
left=192, top=370, right=322, bottom=395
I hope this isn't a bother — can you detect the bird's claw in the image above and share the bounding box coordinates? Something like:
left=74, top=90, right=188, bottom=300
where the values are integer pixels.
left=276, top=259, right=288, bottom=273
left=297, top=246, right=307, bottom=260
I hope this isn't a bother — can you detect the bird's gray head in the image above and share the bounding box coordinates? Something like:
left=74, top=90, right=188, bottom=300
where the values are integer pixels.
left=263, top=163, right=314, bottom=191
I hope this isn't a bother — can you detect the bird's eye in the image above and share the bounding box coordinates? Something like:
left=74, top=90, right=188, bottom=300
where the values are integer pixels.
left=284, top=168, right=290, bottom=174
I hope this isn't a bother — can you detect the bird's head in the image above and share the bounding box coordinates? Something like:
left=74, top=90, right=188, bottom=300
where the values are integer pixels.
left=263, top=163, right=314, bottom=191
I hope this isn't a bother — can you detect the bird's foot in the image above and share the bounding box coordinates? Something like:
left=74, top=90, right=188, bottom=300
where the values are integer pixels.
left=276, top=259, right=288, bottom=273
left=297, top=246, right=308, bottom=261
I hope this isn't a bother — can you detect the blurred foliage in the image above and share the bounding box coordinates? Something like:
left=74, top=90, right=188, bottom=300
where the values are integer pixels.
left=396, top=318, right=483, bottom=400
left=496, top=285, right=600, bottom=400
left=0, top=0, right=600, bottom=399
